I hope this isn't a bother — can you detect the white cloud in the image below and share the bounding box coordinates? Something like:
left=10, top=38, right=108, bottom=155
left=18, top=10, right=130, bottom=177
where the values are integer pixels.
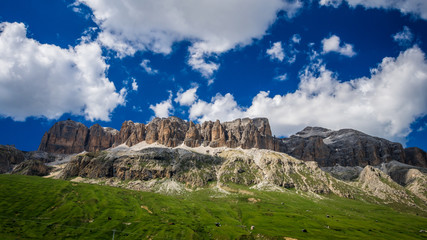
left=0, top=22, right=126, bottom=121
left=291, top=34, right=301, bottom=44
left=78, top=0, right=303, bottom=78
left=320, top=0, right=427, bottom=20
left=149, top=92, right=174, bottom=118
left=175, top=86, right=198, bottom=106
left=322, top=35, right=356, bottom=57
left=319, top=0, right=343, bottom=7
left=187, top=45, right=219, bottom=78
left=267, top=37, right=301, bottom=64
left=393, top=26, right=414, bottom=47
left=274, top=73, right=288, bottom=81
left=131, top=78, right=138, bottom=91
left=189, top=93, right=244, bottom=122
left=140, top=59, right=158, bottom=75
left=189, top=46, right=427, bottom=144
left=267, top=42, right=285, bottom=61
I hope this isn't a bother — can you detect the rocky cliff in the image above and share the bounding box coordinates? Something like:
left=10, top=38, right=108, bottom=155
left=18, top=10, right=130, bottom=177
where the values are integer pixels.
left=0, top=145, right=26, bottom=173
left=38, top=117, right=426, bottom=168
left=279, top=127, right=424, bottom=167
left=38, top=117, right=277, bottom=154
left=38, top=120, right=119, bottom=154
left=404, top=147, right=427, bottom=168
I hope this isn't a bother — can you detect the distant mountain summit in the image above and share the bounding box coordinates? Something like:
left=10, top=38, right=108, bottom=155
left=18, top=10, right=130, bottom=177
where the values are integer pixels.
left=281, top=126, right=426, bottom=168
left=38, top=117, right=426, bottom=168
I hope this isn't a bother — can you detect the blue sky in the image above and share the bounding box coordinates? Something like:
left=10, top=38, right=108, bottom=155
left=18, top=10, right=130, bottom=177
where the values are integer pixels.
left=0, top=0, right=426, bottom=151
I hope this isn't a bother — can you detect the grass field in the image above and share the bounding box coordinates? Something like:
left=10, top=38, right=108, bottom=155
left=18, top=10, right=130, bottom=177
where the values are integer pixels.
left=0, top=174, right=426, bottom=239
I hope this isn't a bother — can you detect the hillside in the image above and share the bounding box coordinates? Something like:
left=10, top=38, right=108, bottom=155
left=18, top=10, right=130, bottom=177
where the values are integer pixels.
left=1, top=175, right=426, bottom=240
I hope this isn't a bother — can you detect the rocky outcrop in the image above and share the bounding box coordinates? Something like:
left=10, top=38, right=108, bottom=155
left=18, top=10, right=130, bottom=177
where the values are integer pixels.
left=60, top=148, right=223, bottom=187
left=280, top=127, right=407, bottom=167
left=86, top=124, right=118, bottom=152
left=404, top=147, right=427, bottom=168
left=59, top=147, right=355, bottom=197
left=321, top=165, right=363, bottom=181
left=184, top=121, right=202, bottom=147
left=38, top=120, right=118, bottom=154
left=0, top=145, right=26, bottom=173
left=116, top=121, right=145, bottom=146
left=357, top=165, right=416, bottom=205
left=0, top=144, right=66, bottom=174
left=39, top=117, right=278, bottom=154
left=11, top=160, right=52, bottom=176
left=38, top=120, right=90, bottom=154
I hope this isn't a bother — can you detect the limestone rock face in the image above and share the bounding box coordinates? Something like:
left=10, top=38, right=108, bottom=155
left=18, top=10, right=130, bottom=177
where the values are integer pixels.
left=210, top=120, right=227, bottom=147
left=281, top=127, right=406, bottom=167
left=404, top=147, right=427, bottom=168
left=184, top=121, right=202, bottom=147
left=157, top=117, right=189, bottom=147
left=116, top=121, right=145, bottom=146
left=39, top=120, right=117, bottom=154
left=37, top=118, right=425, bottom=169
left=39, top=117, right=278, bottom=154
left=0, top=145, right=26, bottom=173
left=38, top=120, right=89, bottom=154
left=86, top=124, right=118, bottom=152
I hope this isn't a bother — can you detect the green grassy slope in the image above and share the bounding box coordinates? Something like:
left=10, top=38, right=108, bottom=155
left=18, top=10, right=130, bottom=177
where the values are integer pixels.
left=0, top=175, right=426, bottom=240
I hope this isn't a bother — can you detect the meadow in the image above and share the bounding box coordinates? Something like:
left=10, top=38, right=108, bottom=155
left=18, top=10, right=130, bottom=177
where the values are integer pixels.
left=0, top=174, right=426, bottom=239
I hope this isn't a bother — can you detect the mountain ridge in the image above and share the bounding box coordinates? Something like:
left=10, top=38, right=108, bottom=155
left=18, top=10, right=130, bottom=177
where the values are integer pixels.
left=38, top=117, right=426, bottom=168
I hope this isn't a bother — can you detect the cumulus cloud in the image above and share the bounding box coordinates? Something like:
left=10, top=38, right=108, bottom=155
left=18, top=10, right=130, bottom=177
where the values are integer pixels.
left=267, top=42, right=285, bottom=61
left=267, top=35, right=301, bottom=64
left=322, top=35, right=356, bottom=57
left=189, top=93, right=244, bottom=122
left=320, top=0, right=427, bottom=20
left=140, top=59, right=159, bottom=75
left=187, top=45, right=219, bottom=78
left=189, top=46, right=427, bottom=143
left=131, top=78, right=138, bottom=91
left=0, top=22, right=126, bottom=121
left=393, top=26, right=414, bottom=47
left=78, top=0, right=303, bottom=78
left=175, top=86, right=198, bottom=106
left=149, top=92, right=174, bottom=118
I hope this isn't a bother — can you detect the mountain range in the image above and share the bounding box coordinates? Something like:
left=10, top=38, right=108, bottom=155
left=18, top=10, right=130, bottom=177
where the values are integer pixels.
left=1, top=116, right=426, bottom=210
left=36, top=117, right=426, bottom=167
